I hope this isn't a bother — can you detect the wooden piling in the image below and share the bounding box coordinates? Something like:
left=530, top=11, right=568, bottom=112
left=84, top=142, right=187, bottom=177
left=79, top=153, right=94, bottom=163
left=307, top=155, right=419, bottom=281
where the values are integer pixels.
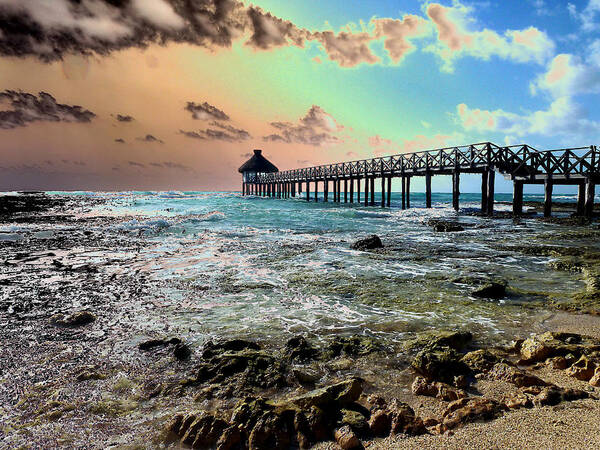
left=486, top=169, right=495, bottom=215
left=406, top=177, right=411, bottom=208
left=357, top=178, right=361, bottom=204
left=452, top=171, right=460, bottom=211
left=364, top=173, right=369, bottom=207
left=344, top=179, right=348, bottom=203
left=314, top=180, right=318, bottom=202
left=585, top=178, right=595, bottom=218
left=386, top=176, right=392, bottom=207
left=337, top=179, right=342, bottom=202
left=425, top=173, right=432, bottom=208
left=350, top=178, right=354, bottom=203
left=544, top=178, right=553, bottom=217
left=481, top=170, right=488, bottom=213
left=401, top=176, right=406, bottom=210
left=370, top=177, right=375, bottom=206
left=577, top=182, right=586, bottom=216
left=381, top=175, right=385, bottom=207
left=306, top=181, right=310, bottom=201
left=513, top=180, right=523, bottom=216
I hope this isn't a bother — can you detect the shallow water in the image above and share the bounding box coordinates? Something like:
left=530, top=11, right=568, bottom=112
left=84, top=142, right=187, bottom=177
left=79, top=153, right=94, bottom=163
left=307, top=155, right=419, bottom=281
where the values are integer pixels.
left=6, top=191, right=593, bottom=348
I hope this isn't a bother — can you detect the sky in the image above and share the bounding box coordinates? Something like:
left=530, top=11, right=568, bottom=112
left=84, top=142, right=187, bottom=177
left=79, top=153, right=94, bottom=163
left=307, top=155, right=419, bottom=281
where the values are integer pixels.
left=1, top=0, right=599, bottom=192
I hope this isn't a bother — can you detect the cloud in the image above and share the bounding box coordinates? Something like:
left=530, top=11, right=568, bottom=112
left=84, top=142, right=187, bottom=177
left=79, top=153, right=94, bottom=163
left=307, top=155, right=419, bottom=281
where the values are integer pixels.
left=115, top=138, right=126, bottom=143
left=456, top=98, right=600, bottom=140
left=368, top=134, right=393, bottom=148
left=309, top=29, right=379, bottom=67
left=373, top=15, right=431, bottom=63
left=568, top=0, right=600, bottom=32
left=530, top=51, right=600, bottom=98
left=128, top=161, right=145, bottom=168
left=263, top=105, right=343, bottom=146
left=246, top=7, right=307, bottom=50
left=116, top=114, right=134, bottom=122
left=425, top=2, right=555, bottom=71
left=185, top=101, right=230, bottom=121
left=136, top=134, right=163, bottom=144
left=0, top=90, right=95, bottom=129
left=179, top=121, right=251, bottom=142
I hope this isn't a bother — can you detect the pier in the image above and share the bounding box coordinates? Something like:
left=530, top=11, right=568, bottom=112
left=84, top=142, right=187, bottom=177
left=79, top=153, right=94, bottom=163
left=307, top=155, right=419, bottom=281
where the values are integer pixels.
left=240, top=142, right=599, bottom=218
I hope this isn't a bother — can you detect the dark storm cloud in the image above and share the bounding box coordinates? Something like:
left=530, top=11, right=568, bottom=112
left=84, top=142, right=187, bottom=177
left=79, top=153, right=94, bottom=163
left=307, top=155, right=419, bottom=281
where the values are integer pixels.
left=116, top=114, right=134, bottom=122
left=0, top=90, right=96, bottom=129
left=185, top=101, right=230, bottom=121
left=262, top=105, right=342, bottom=146
left=179, top=122, right=250, bottom=142
left=115, top=138, right=126, bottom=143
left=136, top=134, right=163, bottom=144
left=0, top=0, right=310, bottom=62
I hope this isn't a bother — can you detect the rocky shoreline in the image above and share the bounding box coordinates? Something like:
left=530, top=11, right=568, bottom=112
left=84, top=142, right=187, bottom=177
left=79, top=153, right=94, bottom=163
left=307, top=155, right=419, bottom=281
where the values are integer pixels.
left=2, top=192, right=600, bottom=449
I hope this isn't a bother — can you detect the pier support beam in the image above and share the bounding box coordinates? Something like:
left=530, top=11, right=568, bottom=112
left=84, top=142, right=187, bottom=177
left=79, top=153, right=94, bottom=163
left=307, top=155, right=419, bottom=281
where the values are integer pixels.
left=298, top=182, right=302, bottom=195
left=481, top=170, right=488, bottom=213
left=314, top=181, right=319, bottom=202
left=306, top=181, right=310, bottom=201
left=452, top=171, right=460, bottom=212
left=486, top=169, right=495, bottom=215
left=425, top=173, right=432, bottom=208
left=292, top=182, right=296, bottom=197
left=577, top=182, right=586, bottom=216
left=544, top=178, right=553, bottom=217
left=357, top=178, right=361, bottom=204
left=337, top=179, right=342, bottom=202
left=387, top=176, right=392, bottom=207
left=350, top=178, right=354, bottom=203
left=401, top=176, right=406, bottom=209
left=333, top=179, right=337, bottom=203
left=344, top=179, right=348, bottom=203
left=513, top=180, right=523, bottom=216
left=370, top=177, right=375, bottom=206
left=364, top=174, right=369, bottom=207
left=585, top=178, right=595, bottom=218
left=324, top=179, right=329, bottom=202
left=406, top=177, right=411, bottom=208
left=381, top=176, right=385, bottom=208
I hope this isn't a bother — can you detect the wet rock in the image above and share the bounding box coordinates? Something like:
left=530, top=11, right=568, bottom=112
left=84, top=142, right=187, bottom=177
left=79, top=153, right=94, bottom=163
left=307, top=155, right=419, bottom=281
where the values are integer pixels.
left=409, top=330, right=473, bottom=352
left=368, top=409, right=391, bottom=437
left=428, top=220, right=464, bottom=232
left=411, top=346, right=470, bottom=384
left=324, top=335, right=383, bottom=359
left=285, top=336, right=320, bottom=362
left=350, top=235, right=383, bottom=251
left=171, top=412, right=229, bottom=448
left=334, top=425, right=362, bottom=450
left=565, top=355, right=597, bottom=381
left=461, top=349, right=504, bottom=373
left=338, top=408, right=369, bottom=436
left=487, top=363, right=549, bottom=387
left=442, top=397, right=506, bottom=430
left=138, top=337, right=181, bottom=351
left=292, top=368, right=321, bottom=385
left=519, top=332, right=600, bottom=364
left=287, top=378, right=363, bottom=410
left=216, top=425, right=242, bottom=450
left=471, top=282, right=506, bottom=299
left=248, top=411, right=293, bottom=450
left=174, top=343, right=192, bottom=361
left=76, top=369, right=107, bottom=381
left=50, top=310, right=96, bottom=327
left=388, top=399, right=426, bottom=435
left=411, top=376, right=467, bottom=401
left=201, top=339, right=261, bottom=358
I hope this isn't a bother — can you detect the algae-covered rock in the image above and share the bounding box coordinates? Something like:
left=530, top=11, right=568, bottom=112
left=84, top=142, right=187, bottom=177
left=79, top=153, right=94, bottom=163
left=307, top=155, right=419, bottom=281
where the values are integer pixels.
left=287, top=378, right=363, bottom=409
left=411, top=346, right=470, bottom=383
left=350, top=235, right=383, bottom=251
left=408, top=330, right=473, bottom=352
left=284, top=335, right=320, bottom=362
left=50, top=310, right=96, bottom=327
left=338, top=408, right=369, bottom=436
left=324, top=335, right=383, bottom=359
left=471, top=282, right=506, bottom=299
left=461, top=349, right=504, bottom=373
left=428, top=220, right=464, bottom=232
left=519, top=332, right=600, bottom=363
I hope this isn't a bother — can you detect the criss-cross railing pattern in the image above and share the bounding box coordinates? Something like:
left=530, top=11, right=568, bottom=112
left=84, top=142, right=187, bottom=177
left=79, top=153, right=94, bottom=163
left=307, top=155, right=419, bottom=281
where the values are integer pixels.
left=256, top=142, right=600, bottom=183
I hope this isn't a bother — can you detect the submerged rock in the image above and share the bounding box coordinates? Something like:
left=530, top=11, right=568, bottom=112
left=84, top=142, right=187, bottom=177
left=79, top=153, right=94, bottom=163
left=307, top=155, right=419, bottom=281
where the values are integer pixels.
left=471, top=282, right=506, bottom=299
left=285, top=335, right=320, bottom=362
left=324, top=335, right=383, bottom=359
left=139, top=337, right=181, bottom=351
left=350, top=235, right=383, bottom=251
left=428, top=220, right=464, bottom=232
left=50, top=310, right=96, bottom=327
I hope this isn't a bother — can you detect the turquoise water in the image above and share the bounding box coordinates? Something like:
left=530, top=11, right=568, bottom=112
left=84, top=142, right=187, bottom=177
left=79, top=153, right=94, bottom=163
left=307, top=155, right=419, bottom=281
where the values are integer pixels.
left=21, top=191, right=590, bottom=347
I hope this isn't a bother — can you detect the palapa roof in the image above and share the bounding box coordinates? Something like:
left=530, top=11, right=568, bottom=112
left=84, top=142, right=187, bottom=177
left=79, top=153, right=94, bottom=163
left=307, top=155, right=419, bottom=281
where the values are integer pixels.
left=238, top=149, right=279, bottom=173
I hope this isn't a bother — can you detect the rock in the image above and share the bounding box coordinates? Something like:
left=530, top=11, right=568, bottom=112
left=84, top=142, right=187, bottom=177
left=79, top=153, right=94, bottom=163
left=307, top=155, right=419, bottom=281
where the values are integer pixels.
left=334, top=425, right=362, bottom=450
left=50, top=310, right=96, bottom=327
left=547, top=356, right=569, bottom=370
left=324, top=335, right=383, bottom=358
left=471, top=282, right=506, bottom=299
left=201, top=339, right=261, bottom=358
left=292, top=368, right=321, bottom=385
left=442, top=398, right=506, bottom=430
left=338, top=408, right=369, bottom=436
left=216, top=425, right=242, bottom=450
left=287, top=378, right=363, bottom=410
left=410, top=331, right=473, bottom=352
left=520, top=335, right=552, bottom=363
left=428, top=220, right=464, bottom=232
left=519, top=332, right=600, bottom=364
left=368, top=409, right=391, bottom=437
left=139, top=337, right=181, bottom=351
left=171, top=412, right=229, bottom=448
left=532, top=386, right=590, bottom=407
left=589, top=368, right=600, bottom=387
left=388, top=399, right=426, bottom=435
left=350, top=235, right=383, bottom=251
left=461, top=349, right=504, bottom=373
left=487, top=363, right=549, bottom=387
left=411, top=346, right=470, bottom=383
left=248, top=411, right=293, bottom=450
left=174, top=343, right=191, bottom=360
left=504, top=392, right=533, bottom=409
left=422, top=417, right=439, bottom=427
left=76, top=370, right=107, bottom=381
left=285, top=336, right=320, bottom=362
left=565, top=355, right=597, bottom=381
left=411, top=376, right=467, bottom=401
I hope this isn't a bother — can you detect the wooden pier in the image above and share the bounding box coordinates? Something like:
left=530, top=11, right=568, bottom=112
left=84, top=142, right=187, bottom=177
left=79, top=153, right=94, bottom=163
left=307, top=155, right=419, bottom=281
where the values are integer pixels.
left=241, top=142, right=599, bottom=218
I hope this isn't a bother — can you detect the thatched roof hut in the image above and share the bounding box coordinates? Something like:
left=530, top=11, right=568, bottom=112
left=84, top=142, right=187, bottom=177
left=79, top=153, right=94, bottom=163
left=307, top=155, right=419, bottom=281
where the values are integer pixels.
left=238, top=149, right=278, bottom=176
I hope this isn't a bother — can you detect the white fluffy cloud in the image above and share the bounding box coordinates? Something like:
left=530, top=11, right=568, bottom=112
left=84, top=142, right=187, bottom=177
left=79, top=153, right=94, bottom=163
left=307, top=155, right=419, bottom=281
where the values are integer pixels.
left=568, top=0, right=600, bottom=31
left=425, top=2, right=555, bottom=71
